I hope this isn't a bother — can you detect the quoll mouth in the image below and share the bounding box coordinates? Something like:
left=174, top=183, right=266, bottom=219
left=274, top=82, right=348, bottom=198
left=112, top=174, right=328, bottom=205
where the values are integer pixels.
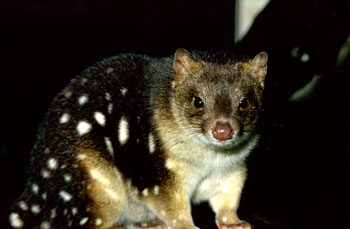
left=208, top=132, right=236, bottom=146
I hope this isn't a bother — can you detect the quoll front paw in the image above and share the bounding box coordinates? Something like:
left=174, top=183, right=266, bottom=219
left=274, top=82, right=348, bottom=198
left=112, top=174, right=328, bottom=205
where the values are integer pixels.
left=219, top=220, right=251, bottom=229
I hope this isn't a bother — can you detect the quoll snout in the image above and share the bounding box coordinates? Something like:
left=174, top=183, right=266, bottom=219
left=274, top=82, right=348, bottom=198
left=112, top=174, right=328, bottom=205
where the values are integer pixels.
left=212, top=121, right=234, bottom=142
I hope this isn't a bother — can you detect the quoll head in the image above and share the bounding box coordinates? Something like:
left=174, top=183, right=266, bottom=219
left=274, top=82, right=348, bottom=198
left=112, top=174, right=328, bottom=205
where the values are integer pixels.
left=172, top=48, right=268, bottom=150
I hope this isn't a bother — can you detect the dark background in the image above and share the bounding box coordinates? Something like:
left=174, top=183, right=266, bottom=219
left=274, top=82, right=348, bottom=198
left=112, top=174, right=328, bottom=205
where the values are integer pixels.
left=1, top=0, right=349, bottom=228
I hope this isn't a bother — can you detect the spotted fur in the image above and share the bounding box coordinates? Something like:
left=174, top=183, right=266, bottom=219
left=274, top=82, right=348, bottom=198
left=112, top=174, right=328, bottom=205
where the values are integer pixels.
left=4, top=49, right=268, bottom=229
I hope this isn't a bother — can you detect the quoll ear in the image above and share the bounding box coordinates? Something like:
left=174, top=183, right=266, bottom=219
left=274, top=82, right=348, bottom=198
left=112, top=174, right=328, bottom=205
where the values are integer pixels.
left=172, top=48, right=201, bottom=89
left=247, top=51, right=268, bottom=84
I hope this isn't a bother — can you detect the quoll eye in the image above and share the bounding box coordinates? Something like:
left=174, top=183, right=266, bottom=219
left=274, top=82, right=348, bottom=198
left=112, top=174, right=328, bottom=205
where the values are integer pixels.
left=239, top=98, right=249, bottom=110
left=193, top=96, right=204, bottom=109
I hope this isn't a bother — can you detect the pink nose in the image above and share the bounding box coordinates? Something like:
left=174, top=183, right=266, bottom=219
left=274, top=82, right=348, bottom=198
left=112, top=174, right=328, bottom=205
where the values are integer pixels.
left=212, top=122, right=234, bottom=142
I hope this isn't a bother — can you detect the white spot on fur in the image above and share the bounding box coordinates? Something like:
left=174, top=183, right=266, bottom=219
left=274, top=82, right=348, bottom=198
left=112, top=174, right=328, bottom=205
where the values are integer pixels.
left=172, top=219, right=177, bottom=225
left=81, top=78, right=88, bottom=84
left=95, top=218, right=102, bottom=226
left=133, top=188, right=139, bottom=195
left=142, top=188, right=149, bottom=197
left=77, top=154, right=86, bottom=160
left=222, top=216, right=228, bottom=223
left=9, top=212, right=23, bottom=228
left=94, top=111, right=106, bottom=126
left=161, top=210, right=166, bottom=216
left=90, top=169, right=110, bottom=185
left=118, top=116, right=129, bottom=145
left=60, top=164, right=67, bottom=169
left=59, top=113, right=70, bottom=124
left=120, top=87, right=128, bottom=96
left=106, top=67, right=114, bottom=74
left=72, top=207, right=78, bottom=215
left=31, top=204, right=41, bottom=214
left=78, top=95, right=88, bottom=105
left=108, top=103, right=113, bottom=114
left=18, top=201, right=28, bottom=211
left=50, top=208, right=56, bottom=219
left=59, top=190, right=72, bottom=202
left=141, top=223, right=148, bottom=227
left=148, top=133, right=156, bottom=154
left=165, top=159, right=176, bottom=169
left=32, top=183, right=39, bottom=194
left=79, top=217, right=89, bottom=225
left=76, top=121, right=92, bottom=136
left=64, top=90, right=72, bottom=98
left=104, top=136, right=114, bottom=156
left=40, top=221, right=50, bottom=229
left=105, top=92, right=111, bottom=101
left=44, top=148, right=50, bottom=154
left=63, top=209, right=68, bottom=215
left=41, top=192, right=47, bottom=200
left=47, top=158, right=58, bottom=170
left=64, top=174, right=72, bottom=182
left=41, top=169, right=50, bottom=179
left=153, top=185, right=159, bottom=195
left=105, top=188, right=118, bottom=200
left=301, top=53, right=310, bottom=62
